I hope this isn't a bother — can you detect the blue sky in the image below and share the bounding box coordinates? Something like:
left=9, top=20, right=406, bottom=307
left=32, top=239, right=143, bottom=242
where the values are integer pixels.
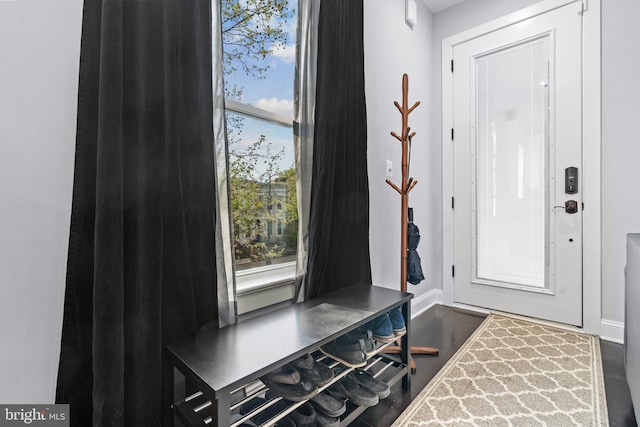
left=224, top=0, right=297, bottom=178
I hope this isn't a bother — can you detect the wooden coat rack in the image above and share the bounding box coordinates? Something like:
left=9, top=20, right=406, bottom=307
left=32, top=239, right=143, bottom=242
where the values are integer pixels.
left=385, top=74, right=438, bottom=371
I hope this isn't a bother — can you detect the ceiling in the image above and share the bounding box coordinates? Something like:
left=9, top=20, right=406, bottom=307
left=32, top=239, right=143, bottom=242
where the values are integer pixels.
left=421, top=0, right=465, bottom=14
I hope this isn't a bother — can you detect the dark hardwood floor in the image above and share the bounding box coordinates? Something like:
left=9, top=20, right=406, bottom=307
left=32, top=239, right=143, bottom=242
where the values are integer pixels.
left=602, top=340, right=638, bottom=426
left=352, top=305, right=637, bottom=427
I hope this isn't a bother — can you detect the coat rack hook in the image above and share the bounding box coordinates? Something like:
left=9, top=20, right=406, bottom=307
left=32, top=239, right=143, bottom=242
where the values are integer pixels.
left=386, top=179, right=402, bottom=194
left=408, top=101, right=421, bottom=114
left=405, top=177, right=414, bottom=192
left=391, top=131, right=403, bottom=142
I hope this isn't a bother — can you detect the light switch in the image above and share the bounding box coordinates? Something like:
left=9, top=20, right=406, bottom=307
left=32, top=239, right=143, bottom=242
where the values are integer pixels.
left=406, top=0, right=417, bottom=27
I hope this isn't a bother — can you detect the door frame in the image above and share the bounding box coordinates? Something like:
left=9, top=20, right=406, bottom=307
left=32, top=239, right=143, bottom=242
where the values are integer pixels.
left=441, top=0, right=601, bottom=335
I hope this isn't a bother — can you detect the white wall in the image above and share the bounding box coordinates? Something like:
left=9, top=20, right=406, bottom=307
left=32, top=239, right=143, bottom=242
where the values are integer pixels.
left=601, top=0, right=640, bottom=327
left=0, top=0, right=82, bottom=403
left=364, top=0, right=442, bottom=313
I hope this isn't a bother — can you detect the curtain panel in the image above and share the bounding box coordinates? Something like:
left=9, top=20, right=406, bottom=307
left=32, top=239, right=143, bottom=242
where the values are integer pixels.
left=302, top=0, right=372, bottom=299
left=55, top=0, right=232, bottom=425
left=293, top=0, right=320, bottom=301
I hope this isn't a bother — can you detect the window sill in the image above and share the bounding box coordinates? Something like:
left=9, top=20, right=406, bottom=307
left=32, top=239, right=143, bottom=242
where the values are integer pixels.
left=236, top=261, right=296, bottom=314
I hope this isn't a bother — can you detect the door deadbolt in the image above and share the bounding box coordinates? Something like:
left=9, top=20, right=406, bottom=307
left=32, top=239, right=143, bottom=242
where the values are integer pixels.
left=565, top=167, right=578, bottom=194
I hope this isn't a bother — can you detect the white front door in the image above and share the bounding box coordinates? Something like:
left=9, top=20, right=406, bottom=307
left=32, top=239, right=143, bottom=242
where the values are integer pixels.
left=452, top=1, right=583, bottom=326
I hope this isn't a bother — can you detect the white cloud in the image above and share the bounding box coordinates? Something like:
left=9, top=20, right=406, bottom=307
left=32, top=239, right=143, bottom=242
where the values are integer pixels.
left=255, top=98, right=294, bottom=118
left=271, top=43, right=296, bottom=64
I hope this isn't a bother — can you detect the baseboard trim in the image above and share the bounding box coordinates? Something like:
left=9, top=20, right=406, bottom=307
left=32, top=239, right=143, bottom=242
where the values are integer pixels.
left=600, top=318, right=624, bottom=344
left=410, top=288, right=443, bottom=319
left=409, top=291, right=624, bottom=343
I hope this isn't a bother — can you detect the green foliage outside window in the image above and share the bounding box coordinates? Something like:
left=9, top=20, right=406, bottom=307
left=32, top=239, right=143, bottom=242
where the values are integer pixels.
left=221, top=0, right=297, bottom=268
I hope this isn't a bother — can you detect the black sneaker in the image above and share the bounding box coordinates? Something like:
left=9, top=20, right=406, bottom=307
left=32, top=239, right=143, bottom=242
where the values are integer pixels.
left=262, top=364, right=301, bottom=385
left=239, top=397, right=288, bottom=425
left=315, top=410, right=340, bottom=427
left=310, top=391, right=346, bottom=417
left=320, top=338, right=367, bottom=368
left=262, top=378, right=318, bottom=402
left=346, top=328, right=376, bottom=357
left=329, top=375, right=379, bottom=407
left=290, top=354, right=335, bottom=386
left=347, top=369, right=390, bottom=399
left=288, top=401, right=317, bottom=426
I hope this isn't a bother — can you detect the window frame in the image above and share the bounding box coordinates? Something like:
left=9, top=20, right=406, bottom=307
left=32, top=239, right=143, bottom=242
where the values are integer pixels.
left=225, top=99, right=297, bottom=313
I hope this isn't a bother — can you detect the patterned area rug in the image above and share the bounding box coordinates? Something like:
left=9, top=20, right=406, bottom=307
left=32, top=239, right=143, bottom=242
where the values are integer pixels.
left=392, top=314, right=608, bottom=426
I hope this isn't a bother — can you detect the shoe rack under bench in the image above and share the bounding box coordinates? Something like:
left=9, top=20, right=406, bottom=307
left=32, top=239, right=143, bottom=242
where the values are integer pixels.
left=163, top=283, right=413, bottom=427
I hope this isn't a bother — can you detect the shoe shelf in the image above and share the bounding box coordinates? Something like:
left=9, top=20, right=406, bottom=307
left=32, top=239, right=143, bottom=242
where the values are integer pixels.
left=174, top=346, right=405, bottom=427
left=164, top=283, right=413, bottom=427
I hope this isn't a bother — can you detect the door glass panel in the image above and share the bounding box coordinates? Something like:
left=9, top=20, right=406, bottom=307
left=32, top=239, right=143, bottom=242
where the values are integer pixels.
left=474, top=37, right=549, bottom=288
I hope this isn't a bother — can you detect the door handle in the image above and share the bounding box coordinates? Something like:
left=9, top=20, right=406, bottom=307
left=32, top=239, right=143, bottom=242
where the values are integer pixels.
left=565, top=200, right=578, bottom=214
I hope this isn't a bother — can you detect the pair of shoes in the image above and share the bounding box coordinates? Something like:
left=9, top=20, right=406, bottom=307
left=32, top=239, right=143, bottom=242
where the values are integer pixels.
left=262, top=402, right=317, bottom=427
left=328, top=373, right=379, bottom=407
left=262, top=364, right=300, bottom=384
left=347, top=369, right=390, bottom=399
left=241, top=396, right=319, bottom=425
left=345, top=328, right=376, bottom=356
left=261, top=365, right=318, bottom=402
left=311, top=391, right=346, bottom=417
left=288, top=401, right=316, bottom=426
left=239, top=397, right=288, bottom=425
left=290, top=354, right=334, bottom=386
left=262, top=377, right=318, bottom=402
left=368, top=314, right=395, bottom=343
left=320, top=336, right=367, bottom=368
left=388, top=307, right=406, bottom=337
left=315, top=410, right=340, bottom=427
left=310, top=394, right=342, bottom=427
left=368, top=308, right=407, bottom=343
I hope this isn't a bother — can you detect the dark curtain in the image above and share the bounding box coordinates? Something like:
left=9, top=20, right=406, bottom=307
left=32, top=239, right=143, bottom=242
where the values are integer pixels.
left=304, top=0, right=371, bottom=299
left=55, top=1, right=219, bottom=425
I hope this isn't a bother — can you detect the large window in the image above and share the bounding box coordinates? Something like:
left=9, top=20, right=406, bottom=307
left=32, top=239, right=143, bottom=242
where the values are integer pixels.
left=221, top=1, right=298, bottom=277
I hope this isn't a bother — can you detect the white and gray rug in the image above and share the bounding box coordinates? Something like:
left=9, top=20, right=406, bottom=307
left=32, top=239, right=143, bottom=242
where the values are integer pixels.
left=392, top=314, right=609, bottom=426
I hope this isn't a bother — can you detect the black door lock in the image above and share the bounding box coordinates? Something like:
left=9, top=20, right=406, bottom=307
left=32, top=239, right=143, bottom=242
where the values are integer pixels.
left=565, top=167, right=578, bottom=194
left=565, top=200, right=578, bottom=214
